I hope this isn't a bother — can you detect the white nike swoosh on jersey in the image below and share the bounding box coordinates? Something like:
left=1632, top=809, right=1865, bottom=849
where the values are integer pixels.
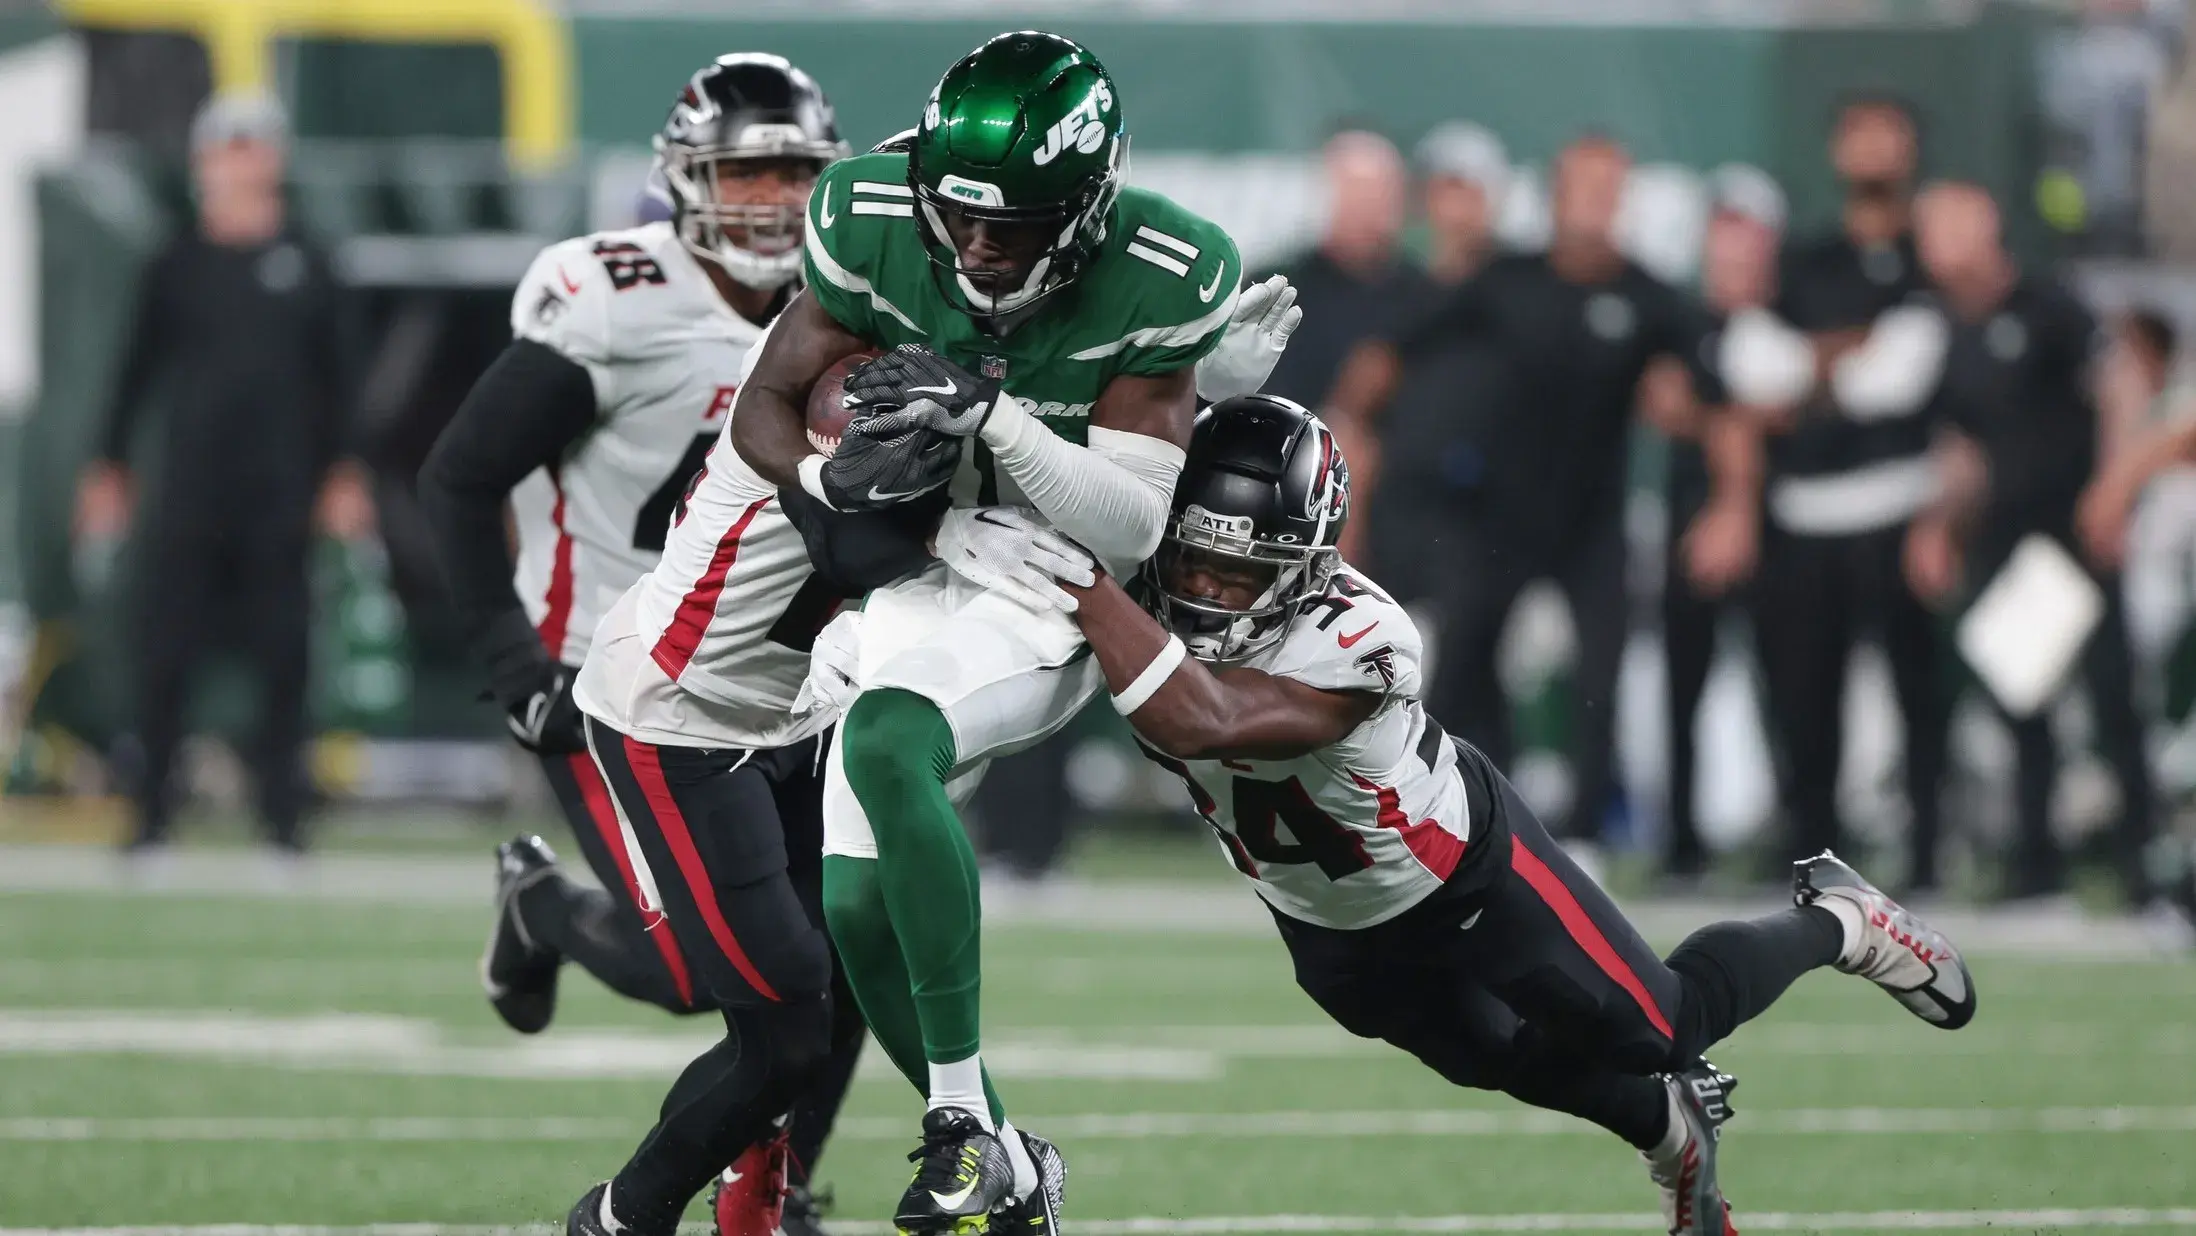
left=1459, top=909, right=1483, bottom=931
left=818, top=191, right=836, bottom=228
left=1198, top=268, right=1225, bottom=302
left=906, top=383, right=958, bottom=397
left=930, top=1180, right=980, bottom=1210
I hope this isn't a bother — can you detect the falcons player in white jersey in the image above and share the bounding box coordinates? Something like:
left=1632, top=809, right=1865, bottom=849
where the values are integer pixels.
left=1026, top=395, right=1978, bottom=1236
left=417, top=54, right=873, bottom=1236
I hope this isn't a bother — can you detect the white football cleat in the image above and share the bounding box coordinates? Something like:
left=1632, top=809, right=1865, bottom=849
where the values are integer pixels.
left=1794, top=851, right=1976, bottom=1030
left=1643, top=1062, right=1738, bottom=1236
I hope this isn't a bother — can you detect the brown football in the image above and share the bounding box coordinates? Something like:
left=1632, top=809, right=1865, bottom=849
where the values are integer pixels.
left=805, top=348, right=884, bottom=457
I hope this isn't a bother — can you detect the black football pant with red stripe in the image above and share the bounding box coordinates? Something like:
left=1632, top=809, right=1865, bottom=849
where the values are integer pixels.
left=571, top=717, right=844, bottom=1232
left=530, top=750, right=701, bottom=1013
left=1276, top=745, right=1844, bottom=1150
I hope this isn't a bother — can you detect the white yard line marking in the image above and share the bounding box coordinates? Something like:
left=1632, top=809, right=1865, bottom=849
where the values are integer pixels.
left=8, top=1211, right=2196, bottom=1234
left=2, top=1010, right=2189, bottom=1086
left=7, top=1106, right=2196, bottom=1142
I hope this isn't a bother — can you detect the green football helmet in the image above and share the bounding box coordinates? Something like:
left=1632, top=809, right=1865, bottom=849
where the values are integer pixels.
left=910, top=30, right=1126, bottom=322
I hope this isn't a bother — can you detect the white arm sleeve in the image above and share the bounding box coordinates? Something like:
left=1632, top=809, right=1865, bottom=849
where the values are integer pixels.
left=1833, top=304, right=1949, bottom=422
left=979, top=397, right=1184, bottom=569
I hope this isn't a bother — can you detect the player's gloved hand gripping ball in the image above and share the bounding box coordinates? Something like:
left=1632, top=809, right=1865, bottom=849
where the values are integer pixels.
left=842, top=344, right=1002, bottom=438
left=812, top=348, right=965, bottom=511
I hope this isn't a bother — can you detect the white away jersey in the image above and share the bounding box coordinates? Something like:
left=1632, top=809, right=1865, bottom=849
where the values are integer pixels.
left=508, top=222, right=763, bottom=665
left=1144, top=567, right=1475, bottom=929
left=574, top=306, right=848, bottom=751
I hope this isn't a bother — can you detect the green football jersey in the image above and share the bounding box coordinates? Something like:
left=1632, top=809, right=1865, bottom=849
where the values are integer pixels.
left=801, top=150, right=1240, bottom=506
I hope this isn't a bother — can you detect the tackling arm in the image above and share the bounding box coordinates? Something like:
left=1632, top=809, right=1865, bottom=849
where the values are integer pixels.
left=1064, top=570, right=1379, bottom=761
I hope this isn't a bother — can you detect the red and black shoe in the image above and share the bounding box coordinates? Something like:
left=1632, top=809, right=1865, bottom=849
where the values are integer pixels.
left=1643, top=1062, right=1739, bottom=1236
left=711, top=1126, right=791, bottom=1236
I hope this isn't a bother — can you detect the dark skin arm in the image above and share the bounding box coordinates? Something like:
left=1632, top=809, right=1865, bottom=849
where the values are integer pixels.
left=730, top=288, right=873, bottom=487
left=1061, top=571, right=1380, bottom=762
left=1087, top=363, right=1197, bottom=447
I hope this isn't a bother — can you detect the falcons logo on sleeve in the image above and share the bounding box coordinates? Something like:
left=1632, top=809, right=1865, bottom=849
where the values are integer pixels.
left=1355, top=644, right=1397, bottom=689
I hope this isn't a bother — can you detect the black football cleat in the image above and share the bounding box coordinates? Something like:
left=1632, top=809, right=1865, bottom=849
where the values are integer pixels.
left=482, top=834, right=563, bottom=1034
left=567, top=1181, right=648, bottom=1236
left=987, top=1128, right=1066, bottom=1236
left=894, top=1107, right=1015, bottom=1235
left=1795, top=851, right=1976, bottom=1029
left=783, top=1183, right=834, bottom=1236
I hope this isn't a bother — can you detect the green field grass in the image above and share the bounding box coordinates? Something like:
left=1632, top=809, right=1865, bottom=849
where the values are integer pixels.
left=1, top=858, right=2193, bottom=1234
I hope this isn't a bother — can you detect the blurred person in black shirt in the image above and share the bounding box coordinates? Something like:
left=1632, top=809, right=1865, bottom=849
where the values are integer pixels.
left=1347, top=122, right=1512, bottom=613
left=1642, top=166, right=1786, bottom=878
left=1908, top=181, right=2155, bottom=903
left=72, top=95, right=366, bottom=855
left=1726, top=96, right=1956, bottom=887
left=1336, top=133, right=1727, bottom=846
left=1259, top=128, right=1432, bottom=560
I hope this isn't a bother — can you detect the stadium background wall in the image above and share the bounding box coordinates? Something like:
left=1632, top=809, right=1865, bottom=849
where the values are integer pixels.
left=14, top=9, right=2061, bottom=758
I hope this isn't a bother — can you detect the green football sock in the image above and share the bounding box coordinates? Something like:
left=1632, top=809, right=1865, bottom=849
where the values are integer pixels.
left=840, top=688, right=986, bottom=1066
left=823, top=844, right=1006, bottom=1124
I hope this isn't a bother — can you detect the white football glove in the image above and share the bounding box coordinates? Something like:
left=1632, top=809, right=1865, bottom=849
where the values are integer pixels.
left=935, top=506, right=1096, bottom=613
left=1195, top=275, right=1303, bottom=402
left=792, top=610, right=865, bottom=723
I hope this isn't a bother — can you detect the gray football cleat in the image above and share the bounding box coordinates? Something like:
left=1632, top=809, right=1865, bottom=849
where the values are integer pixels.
left=1794, top=851, right=1977, bottom=1029
left=1643, top=1062, right=1738, bottom=1236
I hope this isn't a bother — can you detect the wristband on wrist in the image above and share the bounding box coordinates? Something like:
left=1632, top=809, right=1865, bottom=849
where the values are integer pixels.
left=797, top=454, right=833, bottom=507
left=1112, top=634, right=1187, bottom=715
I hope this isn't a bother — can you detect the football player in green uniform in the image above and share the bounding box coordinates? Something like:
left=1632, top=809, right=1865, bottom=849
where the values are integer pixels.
left=728, top=30, right=1270, bottom=1235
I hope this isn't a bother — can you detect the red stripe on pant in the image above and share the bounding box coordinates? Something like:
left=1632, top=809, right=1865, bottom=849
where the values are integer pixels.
left=1509, top=840, right=1676, bottom=1041
left=621, top=735, right=782, bottom=1002
left=536, top=476, right=577, bottom=658
left=567, top=751, right=694, bottom=1009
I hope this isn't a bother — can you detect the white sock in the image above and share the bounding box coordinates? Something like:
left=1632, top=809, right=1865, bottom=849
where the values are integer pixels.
left=1815, top=896, right=1867, bottom=966
left=998, top=1119, right=1039, bottom=1199
left=927, top=1054, right=993, bottom=1130
left=1648, top=1086, right=1688, bottom=1165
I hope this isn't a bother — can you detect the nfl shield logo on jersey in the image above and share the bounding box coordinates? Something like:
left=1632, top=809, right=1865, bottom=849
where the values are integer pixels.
left=981, top=355, right=1008, bottom=380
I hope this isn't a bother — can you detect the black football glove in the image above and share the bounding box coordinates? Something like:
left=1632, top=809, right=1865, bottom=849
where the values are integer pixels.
left=819, top=422, right=963, bottom=511
left=475, top=612, right=588, bottom=755
left=841, top=344, right=1001, bottom=439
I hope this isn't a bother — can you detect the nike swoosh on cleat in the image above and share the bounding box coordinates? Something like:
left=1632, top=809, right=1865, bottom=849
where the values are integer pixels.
left=928, top=1181, right=979, bottom=1210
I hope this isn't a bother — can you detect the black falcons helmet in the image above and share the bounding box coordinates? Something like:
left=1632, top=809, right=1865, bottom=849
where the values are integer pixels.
left=655, top=53, right=849, bottom=288
left=1142, top=395, right=1350, bottom=662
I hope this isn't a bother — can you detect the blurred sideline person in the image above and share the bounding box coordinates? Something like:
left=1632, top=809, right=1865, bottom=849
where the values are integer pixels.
left=1022, top=394, right=1976, bottom=1236
left=1641, top=166, right=1786, bottom=878
left=1335, top=133, right=1728, bottom=849
left=1712, top=96, right=1954, bottom=887
left=1907, top=182, right=2155, bottom=904
left=2081, top=311, right=2192, bottom=566
left=75, top=93, right=368, bottom=857
left=1356, top=122, right=1513, bottom=613
left=1259, top=128, right=1431, bottom=562
left=417, top=55, right=861, bottom=1236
